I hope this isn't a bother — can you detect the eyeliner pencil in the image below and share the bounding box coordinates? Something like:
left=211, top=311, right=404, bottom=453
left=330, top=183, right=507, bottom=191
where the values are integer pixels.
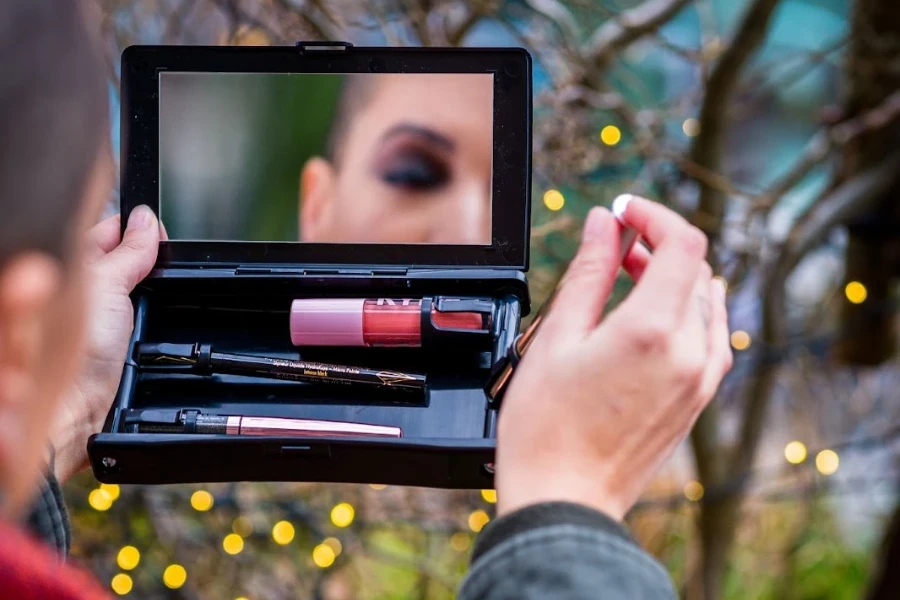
left=136, top=343, right=427, bottom=391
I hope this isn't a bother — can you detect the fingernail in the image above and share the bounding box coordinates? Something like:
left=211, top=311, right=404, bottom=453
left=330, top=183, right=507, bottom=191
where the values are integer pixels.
left=128, top=205, right=154, bottom=229
left=714, top=278, right=727, bottom=301
left=612, top=194, right=634, bottom=224
left=582, top=207, right=610, bottom=242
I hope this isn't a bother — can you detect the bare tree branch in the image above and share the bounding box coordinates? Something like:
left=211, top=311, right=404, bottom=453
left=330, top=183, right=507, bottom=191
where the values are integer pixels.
left=688, top=0, right=781, bottom=244
left=756, top=89, right=900, bottom=211
left=524, top=0, right=582, bottom=41
left=587, top=0, right=692, bottom=68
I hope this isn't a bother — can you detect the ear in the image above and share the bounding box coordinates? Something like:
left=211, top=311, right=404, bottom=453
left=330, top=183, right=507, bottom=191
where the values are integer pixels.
left=299, top=157, right=338, bottom=242
left=0, top=254, right=61, bottom=411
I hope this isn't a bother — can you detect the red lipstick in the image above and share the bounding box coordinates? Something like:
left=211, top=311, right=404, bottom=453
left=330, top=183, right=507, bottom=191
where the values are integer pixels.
left=290, top=297, right=493, bottom=348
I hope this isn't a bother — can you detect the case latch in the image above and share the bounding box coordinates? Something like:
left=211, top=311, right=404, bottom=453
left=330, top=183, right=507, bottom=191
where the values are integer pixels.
left=295, top=41, right=353, bottom=52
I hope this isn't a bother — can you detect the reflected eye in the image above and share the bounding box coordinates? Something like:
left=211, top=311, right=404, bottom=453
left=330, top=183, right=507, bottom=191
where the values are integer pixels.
left=381, top=152, right=450, bottom=191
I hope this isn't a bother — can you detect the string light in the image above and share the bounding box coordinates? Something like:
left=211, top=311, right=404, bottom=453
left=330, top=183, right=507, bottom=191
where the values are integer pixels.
left=190, top=490, right=214, bottom=512
left=312, top=543, right=336, bottom=568
left=330, top=503, right=355, bottom=528
left=272, top=520, right=295, bottom=545
left=542, top=189, right=565, bottom=211
left=368, top=483, right=387, bottom=490
left=683, top=481, right=704, bottom=501
left=117, top=546, right=140, bottom=571
left=480, top=489, right=497, bottom=504
left=600, top=125, right=622, bottom=146
left=682, top=118, right=701, bottom=137
left=845, top=281, right=867, bottom=304
left=323, top=537, right=343, bottom=556
left=816, top=449, right=839, bottom=475
left=450, top=532, right=471, bottom=552
left=101, top=484, right=121, bottom=501
left=111, top=573, right=133, bottom=595
left=730, top=330, right=751, bottom=351
left=163, top=564, right=187, bottom=589
left=223, top=534, right=244, bottom=555
left=784, top=441, right=808, bottom=465
left=232, top=516, right=253, bottom=538
left=468, top=509, right=490, bottom=533
left=89, top=488, right=113, bottom=512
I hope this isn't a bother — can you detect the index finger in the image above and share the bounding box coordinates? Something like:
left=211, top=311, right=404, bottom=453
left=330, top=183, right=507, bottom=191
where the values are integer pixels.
left=614, top=195, right=708, bottom=320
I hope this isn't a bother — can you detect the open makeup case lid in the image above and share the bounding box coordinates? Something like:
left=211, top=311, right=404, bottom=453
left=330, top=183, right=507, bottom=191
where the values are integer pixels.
left=119, top=41, right=532, bottom=271
left=88, top=42, right=534, bottom=489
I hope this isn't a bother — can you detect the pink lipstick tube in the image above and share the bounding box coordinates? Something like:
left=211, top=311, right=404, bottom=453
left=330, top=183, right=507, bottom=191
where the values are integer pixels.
left=290, top=297, right=492, bottom=348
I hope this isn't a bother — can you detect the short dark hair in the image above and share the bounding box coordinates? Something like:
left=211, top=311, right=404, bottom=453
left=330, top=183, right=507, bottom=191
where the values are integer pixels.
left=0, top=0, right=108, bottom=265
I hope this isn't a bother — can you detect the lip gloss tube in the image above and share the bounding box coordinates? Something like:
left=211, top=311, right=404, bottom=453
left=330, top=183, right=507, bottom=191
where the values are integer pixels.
left=290, top=297, right=493, bottom=348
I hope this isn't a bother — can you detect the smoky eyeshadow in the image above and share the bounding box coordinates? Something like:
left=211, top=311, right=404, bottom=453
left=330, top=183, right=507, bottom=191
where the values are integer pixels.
left=377, top=148, right=451, bottom=191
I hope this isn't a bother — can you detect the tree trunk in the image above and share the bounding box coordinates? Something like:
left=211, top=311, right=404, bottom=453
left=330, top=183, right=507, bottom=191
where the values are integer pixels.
left=834, top=0, right=900, bottom=365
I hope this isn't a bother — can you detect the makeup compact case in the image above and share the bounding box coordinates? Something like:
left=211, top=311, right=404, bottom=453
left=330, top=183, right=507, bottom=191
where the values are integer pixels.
left=88, top=42, right=532, bottom=489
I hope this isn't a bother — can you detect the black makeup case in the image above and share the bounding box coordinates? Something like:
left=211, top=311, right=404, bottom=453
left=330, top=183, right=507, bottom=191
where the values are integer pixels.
left=88, top=42, right=532, bottom=489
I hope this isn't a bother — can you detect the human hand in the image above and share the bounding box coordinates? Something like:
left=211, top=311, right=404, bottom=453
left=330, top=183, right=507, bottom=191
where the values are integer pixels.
left=51, top=206, right=161, bottom=482
left=495, top=195, right=731, bottom=520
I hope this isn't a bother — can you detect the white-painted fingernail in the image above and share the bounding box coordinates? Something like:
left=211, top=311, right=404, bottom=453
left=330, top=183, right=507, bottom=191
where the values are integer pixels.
left=612, top=194, right=634, bottom=223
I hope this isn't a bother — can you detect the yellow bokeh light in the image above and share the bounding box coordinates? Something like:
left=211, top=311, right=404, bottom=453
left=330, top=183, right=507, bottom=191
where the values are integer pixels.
left=480, top=489, right=497, bottom=504
left=163, top=564, right=187, bottom=589
left=468, top=509, right=490, bottom=533
left=450, top=532, right=471, bottom=552
left=312, top=543, right=336, bottom=568
left=111, top=573, right=133, bottom=595
left=272, top=520, right=295, bottom=545
left=784, top=441, right=808, bottom=465
left=369, top=483, right=387, bottom=490
left=323, top=537, right=343, bottom=556
left=816, top=449, right=839, bottom=475
left=117, top=546, right=140, bottom=571
left=600, top=125, right=622, bottom=146
left=236, top=597, right=249, bottom=600
left=730, top=330, right=751, bottom=351
left=89, top=488, right=113, bottom=512
left=543, top=189, right=565, bottom=211
left=845, top=281, right=867, bottom=304
left=101, top=484, right=121, bottom=501
left=223, top=533, right=244, bottom=555
left=331, top=503, right=355, bottom=528
left=190, top=490, right=214, bottom=512
left=682, top=118, right=701, bottom=137
left=233, top=516, right=253, bottom=538
left=683, top=481, right=704, bottom=502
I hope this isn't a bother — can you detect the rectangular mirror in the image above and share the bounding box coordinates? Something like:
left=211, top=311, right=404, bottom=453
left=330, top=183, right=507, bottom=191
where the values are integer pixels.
left=159, top=72, right=494, bottom=245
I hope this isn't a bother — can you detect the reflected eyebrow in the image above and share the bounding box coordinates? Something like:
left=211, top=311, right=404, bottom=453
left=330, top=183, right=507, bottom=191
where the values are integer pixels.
left=379, top=123, right=456, bottom=152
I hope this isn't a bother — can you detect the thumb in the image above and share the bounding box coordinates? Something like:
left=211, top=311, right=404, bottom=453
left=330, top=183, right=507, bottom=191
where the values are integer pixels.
left=540, top=207, right=621, bottom=340
left=100, top=205, right=160, bottom=292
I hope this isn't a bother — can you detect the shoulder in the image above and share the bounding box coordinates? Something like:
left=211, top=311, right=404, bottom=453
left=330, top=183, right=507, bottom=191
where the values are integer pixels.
left=0, top=520, right=110, bottom=600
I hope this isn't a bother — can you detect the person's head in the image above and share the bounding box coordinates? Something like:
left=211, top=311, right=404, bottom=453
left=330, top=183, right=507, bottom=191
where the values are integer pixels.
left=299, top=73, right=493, bottom=244
left=0, top=0, right=109, bottom=514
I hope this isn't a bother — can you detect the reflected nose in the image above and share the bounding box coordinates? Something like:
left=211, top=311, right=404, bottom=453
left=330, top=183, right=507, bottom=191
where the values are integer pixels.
left=431, top=183, right=491, bottom=244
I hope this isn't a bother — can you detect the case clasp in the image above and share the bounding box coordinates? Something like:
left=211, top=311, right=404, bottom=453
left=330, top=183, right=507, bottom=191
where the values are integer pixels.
left=295, top=41, right=353, bottom=52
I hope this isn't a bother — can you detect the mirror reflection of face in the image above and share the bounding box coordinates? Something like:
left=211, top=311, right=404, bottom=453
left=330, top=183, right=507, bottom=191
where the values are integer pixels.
left=300, top=74, right=493, bottom=244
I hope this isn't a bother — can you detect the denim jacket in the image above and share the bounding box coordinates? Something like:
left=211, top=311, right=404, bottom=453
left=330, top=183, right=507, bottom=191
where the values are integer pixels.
left=459, top=502, right=675, bottom=599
